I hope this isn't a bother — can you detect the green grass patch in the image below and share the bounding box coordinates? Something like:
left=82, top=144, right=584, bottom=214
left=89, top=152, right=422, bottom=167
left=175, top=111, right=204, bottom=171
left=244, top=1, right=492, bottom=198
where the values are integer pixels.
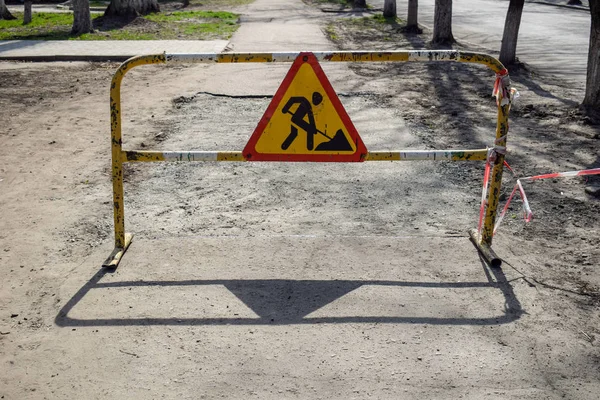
left=0, top=12, right=74, bottom=30
left=324, top=24, right=339, bottom=42
left=158, top=0, right=253, bottom=8
left=0, top=10, right=240, bottom=41
left=146, top=10, right=237, bottom=23
left=303, top=0, right=373, bottom=9
left=88, top=1, right=110, bottom=7
left=0, top=12, right=98, bottom=40
left=79, top=30, right=157, bottom=41
left=311, top=0, right=350, bottom=5
left=350, top=14, right=403, bottom=26
left=371, top=14, right=401, bottom=24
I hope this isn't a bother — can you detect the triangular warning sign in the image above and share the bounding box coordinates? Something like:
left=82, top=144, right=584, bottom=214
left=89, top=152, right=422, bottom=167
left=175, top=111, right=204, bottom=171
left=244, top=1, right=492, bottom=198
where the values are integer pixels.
left=243, top=52, right=367, bottom=162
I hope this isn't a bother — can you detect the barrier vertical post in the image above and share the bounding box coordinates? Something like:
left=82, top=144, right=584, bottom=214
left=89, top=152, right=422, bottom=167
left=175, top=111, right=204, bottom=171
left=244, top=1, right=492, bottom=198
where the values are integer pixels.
left=481, top=100, right=510, bottom=245
left=103, top=55, right=166, bottom=267
left=469, top=71, right=512, bottom=268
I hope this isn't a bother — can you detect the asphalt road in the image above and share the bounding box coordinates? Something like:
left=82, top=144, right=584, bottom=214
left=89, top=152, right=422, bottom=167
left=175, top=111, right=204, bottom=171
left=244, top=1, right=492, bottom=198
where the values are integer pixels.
left=372, top=0, right=591, bottom=89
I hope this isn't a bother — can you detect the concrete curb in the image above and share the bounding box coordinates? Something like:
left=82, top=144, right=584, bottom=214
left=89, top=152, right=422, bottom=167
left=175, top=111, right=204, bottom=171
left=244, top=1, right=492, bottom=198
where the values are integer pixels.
left=56, top=5, right=107, bottom=12
left=0, top=55, right=130, bottom=62
left=527, top=0, right=589, bottom=12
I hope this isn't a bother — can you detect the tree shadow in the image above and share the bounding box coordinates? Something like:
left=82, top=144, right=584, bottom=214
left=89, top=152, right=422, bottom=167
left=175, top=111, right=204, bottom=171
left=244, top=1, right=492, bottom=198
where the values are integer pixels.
left=585, top=155, right=600, bottom=187
left=424, top=61, right=493, bottom=148
left=509, top=64, right=580, bottom=107
left=92, top=14, right=139, bottom=31
left=55, top=260, right=523, bottom=327
left=1, top=29, right=74, bottom=41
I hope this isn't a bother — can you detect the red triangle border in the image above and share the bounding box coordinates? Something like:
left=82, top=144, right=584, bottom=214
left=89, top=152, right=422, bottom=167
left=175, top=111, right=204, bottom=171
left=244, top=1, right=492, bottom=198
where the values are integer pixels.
left=242, top=52, right=368, bottom=162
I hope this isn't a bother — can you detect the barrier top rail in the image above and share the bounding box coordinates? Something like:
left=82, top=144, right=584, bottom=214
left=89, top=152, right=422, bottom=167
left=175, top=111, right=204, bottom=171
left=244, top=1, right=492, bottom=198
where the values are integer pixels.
left=114, top=50, right=506, bottom=73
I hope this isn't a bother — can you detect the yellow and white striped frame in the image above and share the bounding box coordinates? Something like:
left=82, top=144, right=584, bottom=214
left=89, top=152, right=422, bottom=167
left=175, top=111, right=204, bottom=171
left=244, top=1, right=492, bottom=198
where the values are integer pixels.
left=104, top=50, right=512, bottom=269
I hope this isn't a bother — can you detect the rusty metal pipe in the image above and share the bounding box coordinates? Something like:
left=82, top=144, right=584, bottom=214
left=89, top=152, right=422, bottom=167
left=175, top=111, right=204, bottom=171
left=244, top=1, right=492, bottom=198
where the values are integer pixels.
left=469, top=228, right=502, bottom=268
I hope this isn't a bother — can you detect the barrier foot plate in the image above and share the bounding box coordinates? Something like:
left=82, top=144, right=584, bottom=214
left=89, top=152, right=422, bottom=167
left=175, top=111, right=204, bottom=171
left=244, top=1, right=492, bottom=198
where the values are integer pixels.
left=102, top=233, right=133, bottom=269
left=468, top=228, right=502, bottom=268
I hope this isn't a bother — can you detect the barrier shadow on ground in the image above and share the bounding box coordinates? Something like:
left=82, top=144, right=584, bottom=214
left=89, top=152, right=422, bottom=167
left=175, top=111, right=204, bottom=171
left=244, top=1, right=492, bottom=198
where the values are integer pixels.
left=0, top=39, right=49, bottom=53
left=55, top=257, right=523, bottom=327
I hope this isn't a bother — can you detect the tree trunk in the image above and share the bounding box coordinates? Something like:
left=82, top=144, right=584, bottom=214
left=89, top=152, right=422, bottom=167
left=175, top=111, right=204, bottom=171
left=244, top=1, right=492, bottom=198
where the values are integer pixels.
left=353, top=0, right=366, bottom=9
left=432, top=0, right=454, bottom=45
left=23, top=1, right=32, bottom=25
left=499, top=0, right=525, bottom=66
left=584, top=0, right=600, bottom=107
left=104, top=0, right=159, bottom=18
left=72, top=0, right=93, bottom=35
left=0, top=0, right=16, bottom=20
left=407, top=0, right=420, bottom=33
left=383, top=0, right=396, bottom=18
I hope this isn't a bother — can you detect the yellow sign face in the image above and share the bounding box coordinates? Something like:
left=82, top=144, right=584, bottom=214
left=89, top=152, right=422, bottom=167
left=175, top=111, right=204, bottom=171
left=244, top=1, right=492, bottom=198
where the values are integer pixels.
left=243, top=53, right=366, bottom=162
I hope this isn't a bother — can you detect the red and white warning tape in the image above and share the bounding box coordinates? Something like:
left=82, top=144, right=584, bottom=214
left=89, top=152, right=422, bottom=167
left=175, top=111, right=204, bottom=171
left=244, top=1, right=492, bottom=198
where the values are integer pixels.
left=484, top=166, right=600, bottom=236
left=477, top=149, right=494, bottom=236
left=493, top=68, right=511, bottom=106
left=476, top=67, right=516, bottom=238
left=494, top=179, right=532, bottom=235
left=476, top=138, right=508, bottom=237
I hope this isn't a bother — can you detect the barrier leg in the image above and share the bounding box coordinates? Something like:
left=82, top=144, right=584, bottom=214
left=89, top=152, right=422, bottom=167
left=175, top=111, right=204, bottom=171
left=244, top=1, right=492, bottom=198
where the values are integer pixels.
left=472, top=101, right=511, bottom=268
left=102, top=151, right=132, bottom=268
left=101, top=55, right=166, bottom=268
left=103, top=73, right=133, bottom=268
left=469, top=228, right=501, bottom=268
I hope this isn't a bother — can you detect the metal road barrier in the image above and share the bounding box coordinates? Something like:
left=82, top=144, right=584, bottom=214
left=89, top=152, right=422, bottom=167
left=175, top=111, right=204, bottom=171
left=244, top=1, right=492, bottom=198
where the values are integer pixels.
left=104, top=50, right=514, bottom=269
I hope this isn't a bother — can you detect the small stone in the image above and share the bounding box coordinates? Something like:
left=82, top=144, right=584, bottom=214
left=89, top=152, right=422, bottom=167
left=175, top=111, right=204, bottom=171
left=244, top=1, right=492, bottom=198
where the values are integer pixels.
left=10, top=314, right=18, bottom=318
left=584, top=186, right=600, bottom=197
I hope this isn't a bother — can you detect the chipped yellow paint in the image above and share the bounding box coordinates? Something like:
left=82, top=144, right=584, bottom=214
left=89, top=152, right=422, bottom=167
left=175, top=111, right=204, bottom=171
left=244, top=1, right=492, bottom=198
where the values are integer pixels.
left=217, top=152, right=245, bottom=161
left=366, top=150, right=488, bottom=161
left=481, top=99, right=511, bottom=246
left=123, top=151, right=166, bottom=162
left=217, top=53, right=274, bottom=63
left=123, top=151, right=245, bottom=162
left=105, top=54, right=166, bottom=268
left=459, top=52, right=505, bottom=74
left=102, top=233, right=133, bottom=268
left=323, top=52, right=410, bottom=62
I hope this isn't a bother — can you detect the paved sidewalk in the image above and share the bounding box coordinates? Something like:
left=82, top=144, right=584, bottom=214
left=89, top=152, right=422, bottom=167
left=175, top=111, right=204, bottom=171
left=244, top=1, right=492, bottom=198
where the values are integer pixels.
left=0, top=40, right=229, bottom=61
left=529, top=0, right=588, bottom=9
left=0, top=0, right=336, bottom=61
left=6, top=4, right=105, bottom=13
left=373, top=0, right=591, bottom=88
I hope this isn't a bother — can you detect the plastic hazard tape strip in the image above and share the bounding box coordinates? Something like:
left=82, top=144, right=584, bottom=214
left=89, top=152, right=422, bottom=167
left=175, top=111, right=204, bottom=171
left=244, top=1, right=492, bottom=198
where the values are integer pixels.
left=477, top=149, right=494, bottom=236
left=477, top=136, right=509, bottom=237
left=494, top=179, right=532, bottom=235
left=491, top=167, right=600, bottom=235
left=492, top=68, right=519, bottom=107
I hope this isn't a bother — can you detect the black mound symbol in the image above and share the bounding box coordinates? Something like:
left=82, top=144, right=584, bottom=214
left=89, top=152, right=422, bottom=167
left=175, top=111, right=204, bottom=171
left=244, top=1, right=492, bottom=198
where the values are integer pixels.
left=315, top=129, right=353, bottom=151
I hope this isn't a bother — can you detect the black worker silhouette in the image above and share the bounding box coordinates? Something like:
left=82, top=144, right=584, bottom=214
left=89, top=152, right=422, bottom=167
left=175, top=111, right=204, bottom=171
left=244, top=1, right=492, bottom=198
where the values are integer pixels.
left=280, top=91, right=353, bottom=152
